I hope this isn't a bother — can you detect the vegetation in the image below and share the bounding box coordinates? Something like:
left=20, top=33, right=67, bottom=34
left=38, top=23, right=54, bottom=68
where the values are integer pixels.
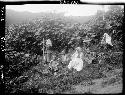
left=5, top=5, right=123, bottom=93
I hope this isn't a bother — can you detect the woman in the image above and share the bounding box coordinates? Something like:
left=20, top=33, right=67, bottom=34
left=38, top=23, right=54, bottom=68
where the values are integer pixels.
left=68, top=47, right=84, bottom=72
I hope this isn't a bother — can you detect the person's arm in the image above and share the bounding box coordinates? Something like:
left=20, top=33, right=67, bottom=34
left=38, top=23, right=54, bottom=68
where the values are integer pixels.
left=67, top=62, right=72, bottom=70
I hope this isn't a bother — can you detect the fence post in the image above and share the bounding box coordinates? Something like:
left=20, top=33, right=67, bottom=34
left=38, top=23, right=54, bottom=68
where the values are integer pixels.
left=43, top=38, right=45, bottom=62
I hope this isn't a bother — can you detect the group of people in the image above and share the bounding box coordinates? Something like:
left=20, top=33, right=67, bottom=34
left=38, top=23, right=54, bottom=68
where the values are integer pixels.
left=43, top=32, right=113, bottom=74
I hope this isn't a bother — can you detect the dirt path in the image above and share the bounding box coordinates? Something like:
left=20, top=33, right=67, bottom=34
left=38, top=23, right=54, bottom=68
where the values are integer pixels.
left=64, top=68, right=123, bottom=94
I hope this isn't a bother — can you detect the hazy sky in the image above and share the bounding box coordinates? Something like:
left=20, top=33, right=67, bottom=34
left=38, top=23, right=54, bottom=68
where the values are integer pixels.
left=6, top=4, right=110, bottom=16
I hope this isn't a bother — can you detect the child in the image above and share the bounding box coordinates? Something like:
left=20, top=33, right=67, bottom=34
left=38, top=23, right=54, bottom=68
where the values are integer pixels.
left=68, top=47, right=84, bottom=72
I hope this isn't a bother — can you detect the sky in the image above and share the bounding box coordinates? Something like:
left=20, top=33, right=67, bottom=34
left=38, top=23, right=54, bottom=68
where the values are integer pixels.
left=6, top=4, right=110, bottom=16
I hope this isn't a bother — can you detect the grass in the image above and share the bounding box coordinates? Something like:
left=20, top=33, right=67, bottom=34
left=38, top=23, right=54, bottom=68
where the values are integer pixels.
left=5, top=49, right=123, bottom=94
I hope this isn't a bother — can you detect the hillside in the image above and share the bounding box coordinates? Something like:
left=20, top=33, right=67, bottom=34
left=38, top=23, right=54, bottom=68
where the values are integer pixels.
left=5, top=5, right=123, bottom=94
left=6, top=9, right=48, bottom=25
left=6, top=9, right=94, bottom=26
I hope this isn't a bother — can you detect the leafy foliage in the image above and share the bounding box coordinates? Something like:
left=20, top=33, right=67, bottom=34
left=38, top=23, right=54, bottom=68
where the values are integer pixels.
left=5, top=5, right=123, bottom=93
left=89, top=5, right=123, bottom=52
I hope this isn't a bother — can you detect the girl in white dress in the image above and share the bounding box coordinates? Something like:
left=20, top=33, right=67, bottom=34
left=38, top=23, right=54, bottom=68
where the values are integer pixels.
left=68, top=47, right=83, bottom=72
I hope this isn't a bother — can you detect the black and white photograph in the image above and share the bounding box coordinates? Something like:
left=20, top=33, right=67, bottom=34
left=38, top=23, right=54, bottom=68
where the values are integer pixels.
left=5, top=4, right=124, bottom=93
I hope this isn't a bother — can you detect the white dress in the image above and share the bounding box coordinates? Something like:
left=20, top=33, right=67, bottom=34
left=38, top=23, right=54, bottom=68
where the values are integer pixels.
left=101, top=33, right=113, bottom=46
left=68, top=51, right=83, bottom=71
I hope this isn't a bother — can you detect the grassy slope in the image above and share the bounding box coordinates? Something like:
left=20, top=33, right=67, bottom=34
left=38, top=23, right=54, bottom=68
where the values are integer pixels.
left=10, top=50, right=122, bottom=94
left=71, top=68, right=122, bottom=94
